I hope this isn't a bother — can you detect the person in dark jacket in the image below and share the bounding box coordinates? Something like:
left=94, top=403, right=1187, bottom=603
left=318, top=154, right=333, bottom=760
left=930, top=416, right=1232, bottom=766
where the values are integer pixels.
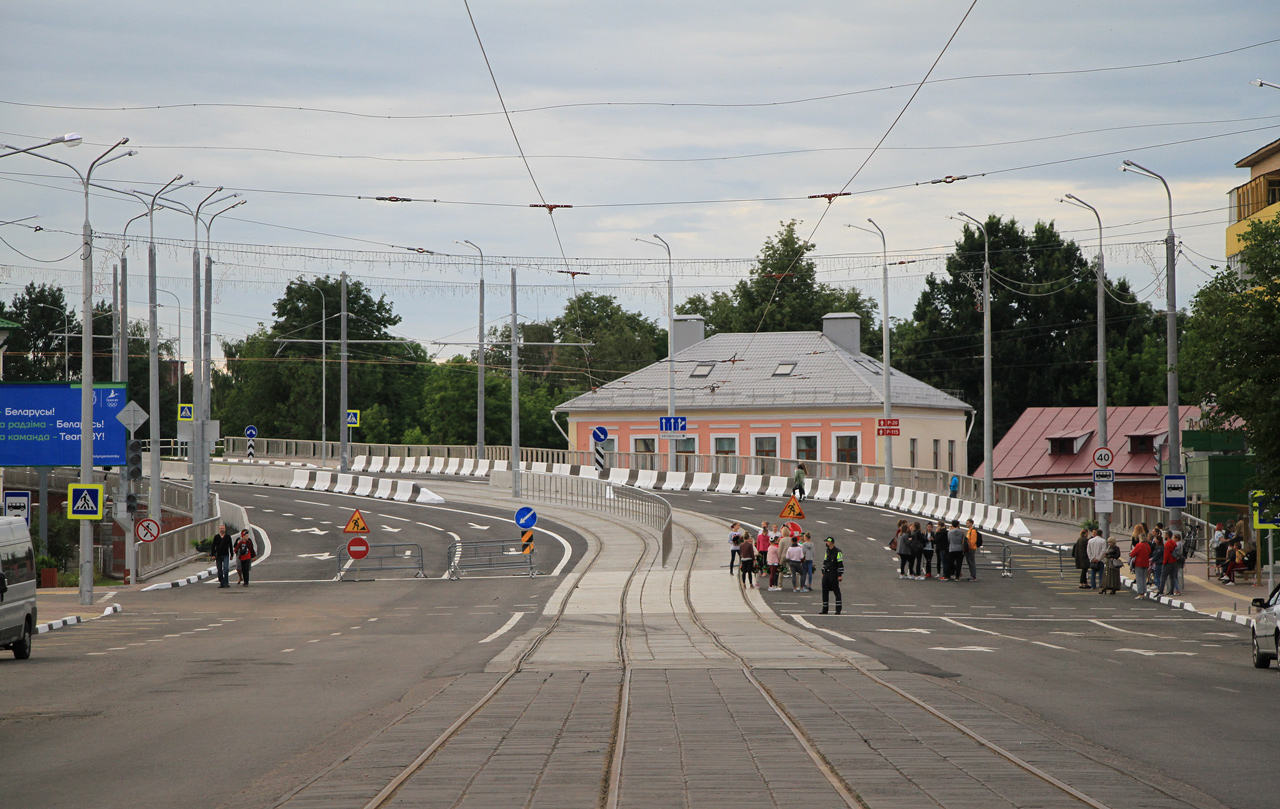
left=819, top=537, right=844, bottom=615
left=1071, top=529, right=1090, bottom=589
left=932, top=522, right=951, bottom=580
left=211, top=523, right=234, bottom=588
left=233, top=529, right=256, bottom=587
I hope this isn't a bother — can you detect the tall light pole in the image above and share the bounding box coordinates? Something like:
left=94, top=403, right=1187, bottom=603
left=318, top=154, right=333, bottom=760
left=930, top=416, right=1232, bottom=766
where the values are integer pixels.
left=293, top=278, right=327, bottom=463
left=510, top=266, right=520, bottom=497
left=1121, top=159, right=1181, bottom=531
left=635, top=235, right=674, bottom=471
left=847, top=221, right=892, bottom=486
left=14, top=137, right=136, bottom=605
left=201, top=198, right=246, bottom=456
left=340, top=271, right=349, bottom=473
left=1059, top=194, right=1109, bottom=538
left=953, top=212, right=993, bottom=505
left=458, top=240, right=485, bottom=459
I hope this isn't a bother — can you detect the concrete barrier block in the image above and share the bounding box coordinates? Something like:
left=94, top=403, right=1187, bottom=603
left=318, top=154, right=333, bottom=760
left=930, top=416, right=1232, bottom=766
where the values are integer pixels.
left=334, top=473, right=355, bottom=494
left=715, top=474, right=741, bottom=494
left=353, top=476, right=374, bottom=497
left=661, top=472, right=688, bottom=491
left=835, top=481, right=858, bottom=502
left=635, top=469, right=658, bottom=489
left=812, top=479, right=835, bottom=501
left=367, top=457, right=384, bottom=473
left=374, top=478, right=394, bottom=498
left=314, top=471, right=333, bottom=491
left=741, top=474, right=764, bottom=495
left=764, top=475, right=789, bottom=497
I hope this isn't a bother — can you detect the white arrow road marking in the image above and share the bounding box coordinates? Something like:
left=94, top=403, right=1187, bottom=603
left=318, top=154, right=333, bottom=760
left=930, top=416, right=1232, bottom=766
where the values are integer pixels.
left=380, top=526, right=403, bottom=532
left=1090, top=619, right=1171, bottom=638
left=930, top=646, right=996, bottom=652
left=298, top=552, right=335, bottom=560
left=291, top=527, right=328, bottom=535
left=878, top=628, right=933, bottom=634
left=467, top=523, right=490, bottom=530
left=1116, top=648, right=1197, bottom=657
left=479, top=612, right=526, bottom=644
left=791, top=615, right=857, bottom=642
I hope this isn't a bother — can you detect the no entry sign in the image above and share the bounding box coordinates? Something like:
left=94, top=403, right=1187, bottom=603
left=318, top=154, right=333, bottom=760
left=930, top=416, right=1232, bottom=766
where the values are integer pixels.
left=346, top=537, right=370, bottom=560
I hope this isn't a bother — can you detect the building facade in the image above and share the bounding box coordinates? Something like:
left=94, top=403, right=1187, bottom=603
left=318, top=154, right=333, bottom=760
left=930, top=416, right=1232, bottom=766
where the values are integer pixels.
left=1227, top=137, right=1280, bottom=272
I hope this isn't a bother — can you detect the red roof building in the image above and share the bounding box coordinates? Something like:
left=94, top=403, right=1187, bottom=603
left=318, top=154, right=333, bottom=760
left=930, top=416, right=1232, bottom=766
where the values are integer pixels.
left=976, top=406, right=1201, bottom=506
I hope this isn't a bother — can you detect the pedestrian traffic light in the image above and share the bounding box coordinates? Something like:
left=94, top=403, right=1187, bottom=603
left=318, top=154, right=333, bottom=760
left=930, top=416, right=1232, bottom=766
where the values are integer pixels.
left=125, top=492, right=139, bottom=515
left=126, top=439, right=143, bottom=481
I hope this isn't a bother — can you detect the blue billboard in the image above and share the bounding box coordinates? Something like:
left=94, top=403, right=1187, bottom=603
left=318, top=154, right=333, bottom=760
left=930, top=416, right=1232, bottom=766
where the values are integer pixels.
left=0, top=383, right=128, bottom=467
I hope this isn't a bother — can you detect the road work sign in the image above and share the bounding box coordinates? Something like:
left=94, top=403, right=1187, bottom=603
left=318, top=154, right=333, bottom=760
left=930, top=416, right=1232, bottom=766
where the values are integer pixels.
left=779, top=495, right=805, bottom=520
left=344, top=509, right=369, bottom=534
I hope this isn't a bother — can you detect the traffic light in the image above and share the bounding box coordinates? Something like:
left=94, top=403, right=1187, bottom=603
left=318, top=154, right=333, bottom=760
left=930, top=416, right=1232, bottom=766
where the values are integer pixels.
left=126, top=439, right=143, bottom=481
left=125, top=492, right=139, bottom=515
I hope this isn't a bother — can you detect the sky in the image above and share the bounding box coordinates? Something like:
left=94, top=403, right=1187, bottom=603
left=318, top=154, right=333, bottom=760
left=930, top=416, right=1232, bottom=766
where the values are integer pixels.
left=1, top=1, right=1278, bottom=371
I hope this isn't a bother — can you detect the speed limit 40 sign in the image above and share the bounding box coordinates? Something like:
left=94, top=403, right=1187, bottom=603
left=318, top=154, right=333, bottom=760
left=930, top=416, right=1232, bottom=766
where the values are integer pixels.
left=1092, top=447, right=1114, bottom=468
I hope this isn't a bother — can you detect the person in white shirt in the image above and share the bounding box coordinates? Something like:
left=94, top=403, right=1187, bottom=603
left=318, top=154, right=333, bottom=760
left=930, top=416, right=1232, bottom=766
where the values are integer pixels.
left=1086, top=528, right=1107, bottom=590
left=785, top=538, right=805, bottom=591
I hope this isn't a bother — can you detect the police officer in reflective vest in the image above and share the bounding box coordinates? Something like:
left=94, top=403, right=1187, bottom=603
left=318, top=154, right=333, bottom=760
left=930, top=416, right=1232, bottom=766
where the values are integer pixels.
left=820, top=536, right=844, bottom=615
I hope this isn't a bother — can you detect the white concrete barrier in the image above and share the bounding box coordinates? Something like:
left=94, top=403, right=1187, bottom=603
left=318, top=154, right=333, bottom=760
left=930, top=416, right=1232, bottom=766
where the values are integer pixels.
left=474, top=460, right=492, bottom=476
left=635, top=469, right=659, bottom=489
left=741, top=474, right=764, bottom=495
left=367, top=457, right=384, bottom=473
left=334, top=473, right=355, bottom=494
left=661, top=472, right=688, bottom=491
left=764, top=475, right=789, bottom=497
left=374, top=478, right=395, bottom=498
left=715, top=474, right=740, bottom=494
left=872, top=485, right=892, bottom=508
left=811, top=479, right=835, bottom=501
left=608, top=468, right=631, bottom=486
left=834, top=481, right=858, bottom=502
left=689, top=472, right=713, bottom=492
left=353, top=476, right=374, bottom=496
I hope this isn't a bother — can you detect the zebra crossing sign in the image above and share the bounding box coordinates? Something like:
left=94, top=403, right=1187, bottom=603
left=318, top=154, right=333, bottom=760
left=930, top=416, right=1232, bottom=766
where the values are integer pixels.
left=67, top=484, right=105, bottom=520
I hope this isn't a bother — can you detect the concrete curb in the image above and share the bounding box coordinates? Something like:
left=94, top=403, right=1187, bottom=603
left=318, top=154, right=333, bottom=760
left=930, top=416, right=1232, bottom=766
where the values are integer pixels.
left=1118, top=573, right=1256, bottom=628
left=141, top=565, right=217, bottom=591
left=35, top=603, right=123, bottom=634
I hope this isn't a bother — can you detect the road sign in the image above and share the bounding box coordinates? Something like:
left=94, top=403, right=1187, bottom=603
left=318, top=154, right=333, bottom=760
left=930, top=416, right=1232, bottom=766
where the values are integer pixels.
left=515, top=506, right=538, bottom=530
left=1092, top=446, right=1113, bottom=468
left=346, top=537, right=370, bottom=560
left=4, top=491, right=31, bottom=525
left=592, top=426, right=609, bottom=443
left=1091, top=469, right=1115, bottom=483
left=247, top=438, right=256, bottom=459
left=178, top=403, right=194, bottom=421
left=779, top=495, right=806, bottom=520
left=658, top=415, right=687, bottom=441
left=134, top=517, right=161, bottom=543
left=876, top=427, right=900, bottom=436
left=521, top=529, right=534, bottom=554
left=1093, top=469, right=1114, bottom=513
left=245, top=425, right=258, bottom=439
left=346, top=409, right=360, bottom=427
left=1162, top=474, right=1188, bottom=509
left=116, top=400, right=148, bottom=434
left=1251, top=491, right=1280, bottom=530
left=67, top=484, right=104, bottom=520
left=786, top=521, right=802, bottom=535
left=877, top=418, right=899, bottom=428
left=343, top=509, right=369, bottom=533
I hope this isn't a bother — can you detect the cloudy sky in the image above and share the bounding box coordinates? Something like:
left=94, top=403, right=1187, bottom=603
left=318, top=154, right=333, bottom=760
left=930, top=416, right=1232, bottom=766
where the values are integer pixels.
left=2, top=1, right=1277, bottom=366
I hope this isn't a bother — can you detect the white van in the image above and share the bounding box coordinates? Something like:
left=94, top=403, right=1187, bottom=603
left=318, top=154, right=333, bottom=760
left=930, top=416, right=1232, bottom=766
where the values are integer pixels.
left=0, top=515, right=37, bottom=659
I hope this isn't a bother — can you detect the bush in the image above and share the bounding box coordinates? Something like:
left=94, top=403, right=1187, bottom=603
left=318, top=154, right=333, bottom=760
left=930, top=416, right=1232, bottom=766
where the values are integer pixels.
left=35, top=555, right=58, bottom=571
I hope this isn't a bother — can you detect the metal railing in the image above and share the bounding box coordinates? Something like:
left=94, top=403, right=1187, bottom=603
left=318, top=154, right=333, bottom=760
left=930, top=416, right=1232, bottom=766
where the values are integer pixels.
left=446, top=539, right=537, bottom=580
left=338, top=542, right=425, bottom=581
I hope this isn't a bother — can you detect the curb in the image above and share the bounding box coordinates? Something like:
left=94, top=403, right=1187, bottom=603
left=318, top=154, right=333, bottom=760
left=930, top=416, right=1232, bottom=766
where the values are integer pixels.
left=141, top=565, right=217, bottom=591
left=35, top=603, right=122, bottom=634
left=1119, top=573, right=1255, bottom=628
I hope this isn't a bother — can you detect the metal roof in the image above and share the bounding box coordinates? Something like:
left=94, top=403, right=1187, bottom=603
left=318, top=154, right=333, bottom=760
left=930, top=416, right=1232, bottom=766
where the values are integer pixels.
left=556, top=331, right=972, bottom=413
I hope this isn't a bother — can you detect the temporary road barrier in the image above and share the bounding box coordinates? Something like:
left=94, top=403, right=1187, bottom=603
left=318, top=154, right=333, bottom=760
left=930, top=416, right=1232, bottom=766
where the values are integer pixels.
left=447, top=538, right=538, bottom=581
left=337, top=542, right=425, bottom=581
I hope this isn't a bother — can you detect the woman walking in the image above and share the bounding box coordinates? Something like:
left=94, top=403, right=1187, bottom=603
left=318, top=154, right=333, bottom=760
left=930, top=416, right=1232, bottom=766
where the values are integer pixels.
left=800, top=533, right=815, bottom=591
left=233, top=529, right=256, bottom=587
left=738, top=537, right=756, bottom=588
left=728, top=522, right=744, bottom=575
left=896, top=520, right=913, bottom=579
left=791, top=463, right=807, bottom=502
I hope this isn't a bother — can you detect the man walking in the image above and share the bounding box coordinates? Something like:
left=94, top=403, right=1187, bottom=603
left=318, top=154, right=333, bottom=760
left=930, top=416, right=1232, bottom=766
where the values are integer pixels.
left=819, top=537, right=844, bottom=614
left=211, top=523, right=234, bottom=588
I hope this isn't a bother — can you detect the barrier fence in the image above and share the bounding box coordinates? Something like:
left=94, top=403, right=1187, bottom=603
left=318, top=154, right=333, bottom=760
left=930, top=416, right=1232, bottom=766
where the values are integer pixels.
left=446, top=539, right=537, bottom=580
left=338, top=542, right=425, bottom=581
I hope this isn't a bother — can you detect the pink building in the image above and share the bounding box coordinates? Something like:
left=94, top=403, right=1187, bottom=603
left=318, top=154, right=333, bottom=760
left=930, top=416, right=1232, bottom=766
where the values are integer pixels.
left=555, top=313, right=972, bottom=474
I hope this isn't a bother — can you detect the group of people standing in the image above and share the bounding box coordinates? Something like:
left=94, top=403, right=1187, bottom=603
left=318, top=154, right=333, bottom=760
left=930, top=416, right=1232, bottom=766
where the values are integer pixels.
left=730, top=522, right=816, bottom=592
left=892, top=518, right=982, bottom=582
left=1073, top=523, right=1191, bottom=598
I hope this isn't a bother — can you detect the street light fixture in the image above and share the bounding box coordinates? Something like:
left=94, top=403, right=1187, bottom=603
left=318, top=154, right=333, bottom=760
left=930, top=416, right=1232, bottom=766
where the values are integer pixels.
left=0, top=133, right=82, bottom=160
left=457, top=240, right=485, bottom=459
left=846, top=221, right=893, bottom=487
left=1252, top=79, right=1280, bottom=90
left=1120, top=158, right=1182, bottom=532
left=201, top=198, right=246, bottom=433
left=949, top=211, right=993, bottom=505
left=635, top=236, right=675, bottom=471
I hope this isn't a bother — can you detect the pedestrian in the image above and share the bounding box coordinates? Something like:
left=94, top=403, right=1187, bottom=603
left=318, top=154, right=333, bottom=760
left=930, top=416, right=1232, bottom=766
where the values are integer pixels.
left=1148, top=528, right=1165, bottom=595
left=963, top=518, right=982, bottom=581
left=1131, top=522, right=1148, bottom=550
left=766, top=535, right=782, bottom=591
left=211, top=522, right=234, bottom=589
left=1220, top=539, right=1246, bottom=585
left=755, top=521, right=770, bottom=565
left=1086, top=528, right=1106, bottom=590
left=1163, top=530, right=1184, bottom=596
left=946, top=520, right=965, bottom=582
left=920, top=521, right=936, bottom=578
left=785, top=536, right=805, bottom=591
left=791, top=463, right=807, bottom=502
left=907, top=522, right=926, bottom=579
left=738, top=536, right=756, bottom=588
left=233, top=528, right=256, bottom=587
left=896, top=520, right=913, bottom=579
left=728, top=522, right=743, bottom=575
left=1071, top=529, right=1090, bottom=588
left=800, top=532, right=815, bottom=591
left=1128, top=535, right=1151, bottom=598
left=819, top=536, right=844, bottom=614
left=1100, top=537, right=1122, bottom=594
left=932, top=521, right=950, bottom=580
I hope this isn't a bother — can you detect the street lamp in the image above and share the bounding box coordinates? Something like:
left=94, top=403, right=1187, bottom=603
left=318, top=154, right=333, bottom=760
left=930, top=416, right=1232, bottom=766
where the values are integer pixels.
left=28, top=301, right=71, bottom=380
left=457, top=240, right=485, bottom=459
left=1058, top=193, right=1109, bottom=538
left=1120, top=159, right=1181, bottom=531
left=201, top=198, right=246, bottom=435
left=11, top=137, right=135, bottom=606
left=1252, top=79, right=1280, bottom=90
left=846, top=221, right=893, bottom=486
left=950, top=212, right=993, bottom=506
left=0, top=133, right=82, bottom=160
left=291, top=277, right=327, bottom=465
left=635, top=235, right=675, bottom=472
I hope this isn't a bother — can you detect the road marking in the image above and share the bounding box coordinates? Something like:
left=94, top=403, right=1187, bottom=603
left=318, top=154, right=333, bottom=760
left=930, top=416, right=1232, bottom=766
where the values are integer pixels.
left=291, top=527, right=328, bottom=535
left=417, top=521, right=442, bottom=530
left=1116, top=648, right=1196, bottom=657
left=298, top=552, right=335, bottom=560
left=1214, top=685, right=1239, bottom=693
left=253, top=494, right=269, bottom=498
left=383, top=514, right=411, bottom=522
left=791, top=614, right=857, bottom=642
left=380, top=526, right=403, bottom=532
left=1089, top=619, right=1169, bottom=638
left=478, top=611, right=526, bottom=643
left=307, top=639, right=321, bottom=643
left=296, top=500, right=330, bottom=507
left=281, top=648, right=295, bottom=653
left=929, top=645, right=996, bottom=652
left=878, top=628, right=932, bottom=634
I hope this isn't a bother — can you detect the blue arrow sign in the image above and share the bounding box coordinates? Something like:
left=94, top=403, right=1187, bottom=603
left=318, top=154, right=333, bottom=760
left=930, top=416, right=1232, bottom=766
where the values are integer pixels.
left=659, top=416, right=686, bottom=432
left=245, top=425, right=258, bottom=439
left=592, top=426, right=609, bottom=443
left=515, top=506, right=538, bottom=530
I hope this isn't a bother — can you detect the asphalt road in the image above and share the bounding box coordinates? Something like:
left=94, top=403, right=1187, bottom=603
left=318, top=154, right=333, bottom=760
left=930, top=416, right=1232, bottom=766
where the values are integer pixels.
left=0, top=483, right=586, bottom=809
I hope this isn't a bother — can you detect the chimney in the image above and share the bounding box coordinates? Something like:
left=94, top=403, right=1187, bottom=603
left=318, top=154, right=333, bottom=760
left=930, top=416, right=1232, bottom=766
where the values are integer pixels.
left=671, top=314, right=706, bottom=355
left=822, top=313, right=861, bottom=354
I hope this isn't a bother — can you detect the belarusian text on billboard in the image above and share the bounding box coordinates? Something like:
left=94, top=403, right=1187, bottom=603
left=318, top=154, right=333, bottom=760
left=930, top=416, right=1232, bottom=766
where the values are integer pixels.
left=0, top=383, right=127, bottom=467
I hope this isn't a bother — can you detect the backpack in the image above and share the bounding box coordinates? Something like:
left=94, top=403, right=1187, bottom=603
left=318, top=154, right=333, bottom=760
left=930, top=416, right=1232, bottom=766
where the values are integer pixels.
left=1171, top=541, right=1184, bottom=562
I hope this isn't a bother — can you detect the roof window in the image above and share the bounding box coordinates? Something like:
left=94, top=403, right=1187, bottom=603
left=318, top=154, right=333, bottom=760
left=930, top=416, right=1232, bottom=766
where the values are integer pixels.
left=772, top=362, right=796, bottom=377
left=690, top=363, right=715, bottom=378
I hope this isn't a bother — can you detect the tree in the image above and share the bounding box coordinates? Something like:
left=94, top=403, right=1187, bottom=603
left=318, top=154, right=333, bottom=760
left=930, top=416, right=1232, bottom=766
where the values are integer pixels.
left=1182, top=213, right=1280, bottom=494
left=677, top=220, right=879, bottom=352
left=0, top=283, right=73, bottom=381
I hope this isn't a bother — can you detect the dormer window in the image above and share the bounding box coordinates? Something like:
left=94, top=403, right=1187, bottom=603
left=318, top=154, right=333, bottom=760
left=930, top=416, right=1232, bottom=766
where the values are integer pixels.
left=773, top=362, right=796, bottom=377
left=1049, top=438, right=1077, bottom=455
left=690, top=363, right=715, bottom=378
left=1129, top=435, right=1155, bottom=454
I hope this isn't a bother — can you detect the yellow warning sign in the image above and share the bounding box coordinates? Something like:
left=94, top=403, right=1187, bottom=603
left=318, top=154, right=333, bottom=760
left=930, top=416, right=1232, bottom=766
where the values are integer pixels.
left=779, top=495, right=806, bottom=520
left=521, top=529, right=535, bottom=554
left=344, top=509, right=369, bottom=534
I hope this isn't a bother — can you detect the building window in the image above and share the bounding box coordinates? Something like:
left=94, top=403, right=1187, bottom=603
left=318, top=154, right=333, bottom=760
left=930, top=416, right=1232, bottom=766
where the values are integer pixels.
left=795, top=435, right=818, bottom=461
left=714, top=437, right=737, bottom=455
left=690, top=363, right=715, bottom=378
left=932, top=439, right=940, bottom=470
left=634, top=437, right=655, bottom=453
left=674, top=437, right=696, bottom=454
left=1049, top=438, right=1079, bottom=455
left=597, top=438, right=616, bottom=453
left=772, top=362, right=796, bottom=377
left=1129, top=435, right=1154, bottom=454
left=910, top=438, right=918, bottom=469
left=836, top=435, right=859, bottom=464
left=947, top=440, right=956, bottom=472
left=755, top=436, right=777, bottom=457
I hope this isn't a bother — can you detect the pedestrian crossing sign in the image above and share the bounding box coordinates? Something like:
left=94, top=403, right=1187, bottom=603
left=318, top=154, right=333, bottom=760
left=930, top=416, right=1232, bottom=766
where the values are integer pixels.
left=178, top=403, right=194, bottom=421
left=779, top=495, right=805, bottom=520
left=344, top=509, right=369, bottom=534
left=67, top=484, right=105, bottom=520
left=346, top=409, right=360, bottom=427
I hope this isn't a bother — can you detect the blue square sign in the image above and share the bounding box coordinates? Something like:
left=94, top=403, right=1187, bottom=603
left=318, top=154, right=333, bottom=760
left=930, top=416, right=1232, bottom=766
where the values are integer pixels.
left=1162, top=474, right=1187, bottom=509
left=67, top=483, right=104, bottom=520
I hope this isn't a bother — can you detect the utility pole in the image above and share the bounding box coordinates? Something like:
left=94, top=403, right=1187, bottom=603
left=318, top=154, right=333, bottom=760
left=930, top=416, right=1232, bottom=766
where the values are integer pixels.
left=339, top=271, right=349, bottom=473
left=511, top=266, right=520, bottom=498
left=458, top=240, right=485, bottom=459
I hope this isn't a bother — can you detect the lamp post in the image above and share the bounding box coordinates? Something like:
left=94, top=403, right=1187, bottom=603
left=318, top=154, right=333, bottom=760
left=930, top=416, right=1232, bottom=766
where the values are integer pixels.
left=458, top=240, right=485, bottom=459
left=1059, top=194, right=1109, bottom=538
left=847, top=221, right=892, bottom=486
left=1251, top=79, right=1280, bottom=90
left=0, top=133, right=82, bottom=160
left=293, top=277, right=327, bottom=464
left=952, top=212, right=993, bottom=506
left=30, top=301, right=71, bottom=380
left=635, top=235, right=675, bottom=471
left=1120, top=159, right=1181, bottom=531
left=13, top=137, right=136, bottom=605
left=201, top=198, right=245, bottom=447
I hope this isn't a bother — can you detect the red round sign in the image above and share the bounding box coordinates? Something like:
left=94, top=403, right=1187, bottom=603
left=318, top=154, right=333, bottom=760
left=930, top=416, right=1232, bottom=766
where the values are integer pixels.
left=786, top=521, right=803, bottom=535
left=346, top=537, right=370, bottom=560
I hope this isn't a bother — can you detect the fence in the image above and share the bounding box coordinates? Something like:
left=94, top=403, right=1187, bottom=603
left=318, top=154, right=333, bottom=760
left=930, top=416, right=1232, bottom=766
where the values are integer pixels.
left=338, top=542, right=426, bottom=581
left=446, top=539, right=537, bottom=580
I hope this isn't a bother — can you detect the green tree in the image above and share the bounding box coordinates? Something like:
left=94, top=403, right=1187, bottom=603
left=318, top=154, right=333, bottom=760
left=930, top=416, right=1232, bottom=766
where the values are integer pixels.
left=0, top=282, right=73, bottom=381
left=677, top=220, right=879, bottom=352
left=1182, top=213, right=1280, bottom=493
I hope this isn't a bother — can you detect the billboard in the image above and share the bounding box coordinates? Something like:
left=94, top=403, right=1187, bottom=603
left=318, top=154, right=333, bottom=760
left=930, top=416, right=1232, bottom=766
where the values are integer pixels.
left=0, top=383, right=127, bottom=467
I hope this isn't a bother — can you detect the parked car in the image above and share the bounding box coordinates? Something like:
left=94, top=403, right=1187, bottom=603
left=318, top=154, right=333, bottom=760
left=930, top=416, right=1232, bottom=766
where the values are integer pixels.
left=0, top=516, right=37, bottom=660
left=1251, top=582, right=1280, bottom=669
